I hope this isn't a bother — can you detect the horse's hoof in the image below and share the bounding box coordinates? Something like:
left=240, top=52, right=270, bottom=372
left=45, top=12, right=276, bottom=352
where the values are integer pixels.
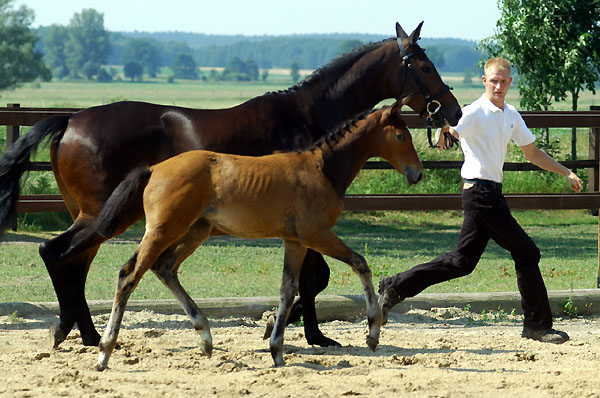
left=306, top=334, right=342, bottom=347
left=48, top=324, right=66, bottom=349
left=81, top=331, right=101, bottom=347
left=262, top=313, right=275, bottom=340
left=95, top=362, right=107, bottom=372
left=366, top=335, right=379, bottom=352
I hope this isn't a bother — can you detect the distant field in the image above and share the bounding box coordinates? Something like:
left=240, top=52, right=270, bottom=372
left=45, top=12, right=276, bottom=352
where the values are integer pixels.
left=1, top=71, right=598, bottom=110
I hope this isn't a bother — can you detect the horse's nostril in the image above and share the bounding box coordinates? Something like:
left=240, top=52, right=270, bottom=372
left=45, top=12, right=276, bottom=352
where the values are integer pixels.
left=455, top=109, right=463, bottom=121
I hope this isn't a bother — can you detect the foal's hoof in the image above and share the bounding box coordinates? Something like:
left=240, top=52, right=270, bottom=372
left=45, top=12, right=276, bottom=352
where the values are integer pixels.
left=48, top=324, right=66, bottom=349
left=201, top=341, right=213, bottom=358
left=95, top=362, right=108, bottom=372
left=366, top=335, right=379, bottom=352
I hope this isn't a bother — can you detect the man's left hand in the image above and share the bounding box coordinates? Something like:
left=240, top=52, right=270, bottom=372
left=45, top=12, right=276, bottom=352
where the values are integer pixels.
left=568, top=172, right=583, bottom=193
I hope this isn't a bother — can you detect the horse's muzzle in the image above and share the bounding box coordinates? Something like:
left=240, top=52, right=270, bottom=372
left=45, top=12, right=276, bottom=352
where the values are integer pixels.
left=404, top=166, right=423, bottom=185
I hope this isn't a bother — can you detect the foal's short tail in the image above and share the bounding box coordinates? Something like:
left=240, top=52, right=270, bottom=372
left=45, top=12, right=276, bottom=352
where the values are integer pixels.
left=0, top=115, right=70, bottom=236
left=95, top=167, right=153, bottom=239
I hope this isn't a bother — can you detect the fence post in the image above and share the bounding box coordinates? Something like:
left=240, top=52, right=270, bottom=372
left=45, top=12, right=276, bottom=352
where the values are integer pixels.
left=5, top=103, right=20, bottom=231
left=592, top=106, right=600, bottom=287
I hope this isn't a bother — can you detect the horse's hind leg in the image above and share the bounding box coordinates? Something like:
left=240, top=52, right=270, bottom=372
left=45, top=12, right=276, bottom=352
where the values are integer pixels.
left=263, top=250, right=340, bottom=347
left=297, top=250, right=340, bottom=347
left=303, top=230, right=382, bottom=351
left=270, top=240, right=307, bottom=367
left=150, top=221, right=214, bottom=357
left=39, top=216, right=106, bottom=348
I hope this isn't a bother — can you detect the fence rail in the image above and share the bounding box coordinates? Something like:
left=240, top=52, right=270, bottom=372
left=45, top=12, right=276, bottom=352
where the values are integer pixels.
left=3, top=105, right=600, bottom=286
left=3, top=104, right=600, bottom=213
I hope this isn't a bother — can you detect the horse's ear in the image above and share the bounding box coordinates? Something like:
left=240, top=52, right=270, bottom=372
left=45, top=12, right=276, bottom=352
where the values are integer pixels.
left=395, top=22, right=409, bottom=39
left=409, top=21, right=424, bottom=44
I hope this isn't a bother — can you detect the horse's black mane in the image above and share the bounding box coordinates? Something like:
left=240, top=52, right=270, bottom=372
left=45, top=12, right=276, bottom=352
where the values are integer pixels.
left=264, top=38, right=395, bottom=97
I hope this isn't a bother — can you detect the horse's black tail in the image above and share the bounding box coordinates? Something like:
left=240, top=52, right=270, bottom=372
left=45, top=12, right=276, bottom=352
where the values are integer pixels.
left=0, top=115, right=71, bottom=236
left=95, top=167, right=153, bottom=239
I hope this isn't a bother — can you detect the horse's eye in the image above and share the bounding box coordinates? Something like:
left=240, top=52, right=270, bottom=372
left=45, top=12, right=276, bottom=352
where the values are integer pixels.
left=422, top=66, right=432, bottom=73
left=396, top=133, right=405, bottom=141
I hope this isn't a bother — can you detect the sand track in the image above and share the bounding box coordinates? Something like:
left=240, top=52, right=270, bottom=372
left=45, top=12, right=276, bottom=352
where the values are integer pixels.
left=1, top=308, right=599, bottom=397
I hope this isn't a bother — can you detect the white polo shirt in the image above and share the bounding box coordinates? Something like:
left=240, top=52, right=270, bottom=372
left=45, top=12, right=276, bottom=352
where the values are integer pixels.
left=453, top=94, right=535, bottom=183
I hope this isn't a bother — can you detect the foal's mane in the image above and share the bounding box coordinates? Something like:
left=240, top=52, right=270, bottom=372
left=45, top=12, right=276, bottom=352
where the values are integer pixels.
left=302, top=105, right=389, bottom=153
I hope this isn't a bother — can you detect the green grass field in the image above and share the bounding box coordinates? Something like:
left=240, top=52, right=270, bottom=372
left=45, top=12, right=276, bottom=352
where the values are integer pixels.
left=1, top=209, right=597, bottom=303
left=0, top=74, right=599, bottom=303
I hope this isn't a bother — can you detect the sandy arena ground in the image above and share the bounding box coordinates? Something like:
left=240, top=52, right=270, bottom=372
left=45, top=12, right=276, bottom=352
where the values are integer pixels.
left=1, top=308, right=599, bottom=397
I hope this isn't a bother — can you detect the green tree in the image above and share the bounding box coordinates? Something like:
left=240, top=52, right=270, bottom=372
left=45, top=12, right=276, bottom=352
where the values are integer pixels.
left=480, top=0, right=600, bottom=157
left=121, top=38, right=161, bottom=78
left=65, top=8, right=110, bottom=79
left=43, top=24, right=70, bottom=78
left=123, top=61, right=143, bottom=82
left=290, top=60, right=300, bottom=83
left=425, top=46, right=445, bottom=70
left=222, top=57, right=259, bottom=81
left=0, top=0, right=51, bottom=92
left=96, top=68, right=112, bottom=82
left=172, top=53, right=198, bottom=79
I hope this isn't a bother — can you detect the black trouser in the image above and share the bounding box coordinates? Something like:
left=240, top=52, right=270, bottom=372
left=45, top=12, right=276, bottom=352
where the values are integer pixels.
left=387, top=182, right=553, bottom=330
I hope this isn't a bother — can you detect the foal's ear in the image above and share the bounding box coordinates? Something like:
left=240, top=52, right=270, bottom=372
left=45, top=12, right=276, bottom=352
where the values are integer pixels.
left=388, top=101, right=404, bottom=120
left=391, top=96, right=411, bottom=115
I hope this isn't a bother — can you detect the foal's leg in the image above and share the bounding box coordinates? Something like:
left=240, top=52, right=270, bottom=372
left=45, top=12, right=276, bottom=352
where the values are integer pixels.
left=270, top=240, right=307, bottom=367
left=303, top=230, right=382, bottom=351
left=96, top=227, right=187, bottom=371
left=151, top=221, right=214, bottom=357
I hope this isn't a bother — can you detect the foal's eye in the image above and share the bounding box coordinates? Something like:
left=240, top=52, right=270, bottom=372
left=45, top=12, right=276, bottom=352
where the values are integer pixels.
left=396, top=133, right=405, bottom=141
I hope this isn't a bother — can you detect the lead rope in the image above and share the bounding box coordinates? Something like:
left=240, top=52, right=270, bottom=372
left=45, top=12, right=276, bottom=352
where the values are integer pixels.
left=426, top=100, right=441, bottom=148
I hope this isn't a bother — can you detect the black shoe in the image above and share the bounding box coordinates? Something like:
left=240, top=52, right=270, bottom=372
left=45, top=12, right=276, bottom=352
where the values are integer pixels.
left=378, top=277, right=402, bottom=326
left=521, top=327, right=570, bottom=344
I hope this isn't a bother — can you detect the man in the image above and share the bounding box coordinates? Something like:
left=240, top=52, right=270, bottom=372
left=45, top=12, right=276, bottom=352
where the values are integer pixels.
left=378, top=57, right=583, bottom=344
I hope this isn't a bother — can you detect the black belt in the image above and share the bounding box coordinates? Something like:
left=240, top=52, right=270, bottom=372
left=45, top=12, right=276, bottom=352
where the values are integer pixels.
left=465, top=178, right=503, bottom=191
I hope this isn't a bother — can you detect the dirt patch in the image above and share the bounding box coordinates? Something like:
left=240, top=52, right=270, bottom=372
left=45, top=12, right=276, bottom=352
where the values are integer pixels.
left=1, top=308, right=599, bottom=397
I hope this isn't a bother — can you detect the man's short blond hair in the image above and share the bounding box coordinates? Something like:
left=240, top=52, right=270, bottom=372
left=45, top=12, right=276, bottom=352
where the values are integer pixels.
left=484, top=58, right=511, bottom=76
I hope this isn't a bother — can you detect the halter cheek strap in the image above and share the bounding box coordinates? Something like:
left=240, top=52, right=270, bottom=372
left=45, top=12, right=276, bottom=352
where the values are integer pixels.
left=397, top=38, right=453, bottom=148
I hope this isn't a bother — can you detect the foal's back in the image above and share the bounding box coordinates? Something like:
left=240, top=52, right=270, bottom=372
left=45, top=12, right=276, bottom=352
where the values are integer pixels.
left=144, top=149, right=340, bottom=241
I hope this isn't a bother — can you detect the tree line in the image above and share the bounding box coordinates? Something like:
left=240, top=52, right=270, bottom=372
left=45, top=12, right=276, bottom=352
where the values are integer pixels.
left=28, top=8, right=484, bottom=82
left=1, top=0, right=599, bottom=116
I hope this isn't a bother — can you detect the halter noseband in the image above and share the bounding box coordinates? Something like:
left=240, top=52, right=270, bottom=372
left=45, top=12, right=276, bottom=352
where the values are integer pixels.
left=397, top=37, right=453, bottom=148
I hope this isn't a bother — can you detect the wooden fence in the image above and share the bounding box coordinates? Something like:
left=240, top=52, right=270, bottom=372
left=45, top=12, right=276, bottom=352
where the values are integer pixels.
left=3, top=104, right=600, bottom=285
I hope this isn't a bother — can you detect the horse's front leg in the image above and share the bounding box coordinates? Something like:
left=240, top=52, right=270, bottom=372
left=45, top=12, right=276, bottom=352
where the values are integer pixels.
left=270, top=240, right=307, bottom=367
left=304, top=230, right=382, bottom=351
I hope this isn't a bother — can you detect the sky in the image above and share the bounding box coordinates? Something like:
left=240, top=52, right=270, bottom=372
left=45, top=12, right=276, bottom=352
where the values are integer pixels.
left=13, top=0, right=501, bottom=41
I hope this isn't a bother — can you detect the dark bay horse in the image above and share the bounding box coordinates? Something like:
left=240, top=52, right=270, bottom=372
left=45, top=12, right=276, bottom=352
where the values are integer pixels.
left=0, top=22, right=461, bottom=349
left=94, top=101, right=422, bottom=370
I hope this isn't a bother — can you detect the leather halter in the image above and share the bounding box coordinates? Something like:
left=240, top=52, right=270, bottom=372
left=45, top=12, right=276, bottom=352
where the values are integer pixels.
left=396, top=37, right=453, bottom=148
